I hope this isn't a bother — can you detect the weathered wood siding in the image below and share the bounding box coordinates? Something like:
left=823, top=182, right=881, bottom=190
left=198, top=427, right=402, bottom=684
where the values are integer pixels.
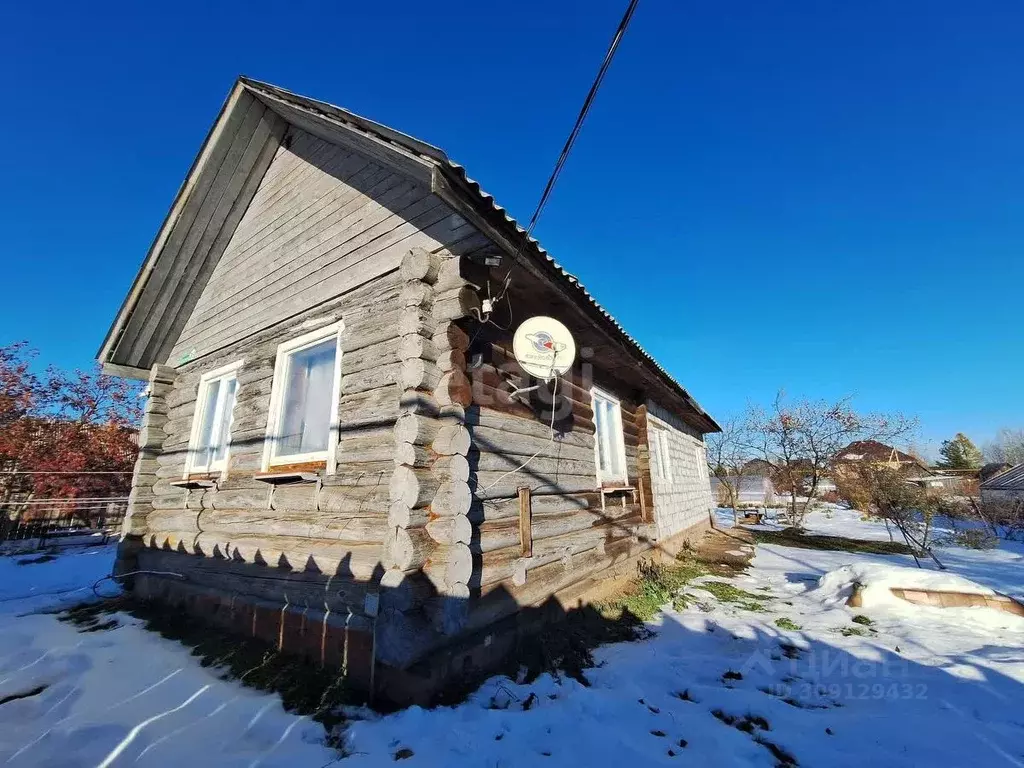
left=645, top=401, right=713, bottom=539
left=169, top=127, right=474, bottom=366
left=136, top=280, right=404, bottom=613
left=110, top=89, right=288, bottom=370
left=127, top=126, right=480, bottom=621
left=461, top=316, right=652, bottom=631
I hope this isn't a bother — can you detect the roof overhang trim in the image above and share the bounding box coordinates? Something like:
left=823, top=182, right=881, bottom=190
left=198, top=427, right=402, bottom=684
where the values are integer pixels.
left=98, top=76, right=720, bottom=432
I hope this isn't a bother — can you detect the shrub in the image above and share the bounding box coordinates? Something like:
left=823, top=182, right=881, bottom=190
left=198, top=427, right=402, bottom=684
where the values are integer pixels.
left=935, top=529, right=998, bottom=550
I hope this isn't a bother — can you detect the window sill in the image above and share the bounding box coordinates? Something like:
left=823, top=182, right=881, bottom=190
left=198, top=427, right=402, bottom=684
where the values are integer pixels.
left=255, top=461, right=326, bottom=485
left=170, top=476, right=219, bottom=490
left=600, top=484, right=635, bottom=494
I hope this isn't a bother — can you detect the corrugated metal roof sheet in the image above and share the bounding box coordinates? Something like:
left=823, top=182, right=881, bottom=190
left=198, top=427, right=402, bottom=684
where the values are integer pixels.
left=241, top=78, right=719, bottom=431
left=980, top=463, right=1024, bottom=491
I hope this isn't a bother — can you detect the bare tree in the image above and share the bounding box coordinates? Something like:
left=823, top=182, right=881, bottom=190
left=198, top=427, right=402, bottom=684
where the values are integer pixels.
left=745, top=392, right=914, bottom=529
left=984, top=428, right=1024, bottom=465
left=965, top=496, right=1024, bottom=542
left=705, top=416, right=755, bottom=526
left=843, top=463, right=947, bottom=568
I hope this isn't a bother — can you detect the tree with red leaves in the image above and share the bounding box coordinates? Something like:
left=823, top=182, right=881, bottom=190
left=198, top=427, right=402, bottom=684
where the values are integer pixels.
left=0, top=343, right=142, bottom=506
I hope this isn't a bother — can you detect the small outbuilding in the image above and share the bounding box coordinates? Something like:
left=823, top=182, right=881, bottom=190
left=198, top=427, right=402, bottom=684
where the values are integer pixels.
left=99, top=78, right=719, bottom=702
left=980, top=463, right=1024, bottom=504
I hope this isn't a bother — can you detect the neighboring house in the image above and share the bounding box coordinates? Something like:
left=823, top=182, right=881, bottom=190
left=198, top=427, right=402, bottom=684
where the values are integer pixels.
left=980, top=464, right=1024, bottom=504
left=834, top=440, right=961, bottom=491
left=99, top=78, right=719, bottom=702
left=835, top=440, right=927, bottom=471
left=924, top=467, right=979, bottom=494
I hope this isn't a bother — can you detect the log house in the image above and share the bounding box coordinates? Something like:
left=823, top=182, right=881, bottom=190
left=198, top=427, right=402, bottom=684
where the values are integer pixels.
left=99, top=78, right=720, bottom=701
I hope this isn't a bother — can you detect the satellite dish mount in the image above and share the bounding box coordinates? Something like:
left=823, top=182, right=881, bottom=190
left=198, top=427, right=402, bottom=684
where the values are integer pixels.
left=509, top=316, right=577, bottom=397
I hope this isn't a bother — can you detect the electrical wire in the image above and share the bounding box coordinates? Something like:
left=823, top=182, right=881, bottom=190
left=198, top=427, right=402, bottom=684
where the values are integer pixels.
left=480, top=374, right=561, bottom=493
left=0, top=471, right=134, bottom=475
left=490, top=0, right=642, bottom=305
left=2, top=497, right=128, bottom=505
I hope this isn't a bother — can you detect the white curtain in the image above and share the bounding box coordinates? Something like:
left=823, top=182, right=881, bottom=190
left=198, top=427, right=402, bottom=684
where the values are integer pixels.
left=278, top=339, right=336, bottom=456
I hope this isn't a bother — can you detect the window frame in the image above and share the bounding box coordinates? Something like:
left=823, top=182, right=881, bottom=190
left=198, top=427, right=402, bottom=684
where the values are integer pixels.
left=650, top=426, right=673, bottom=482
left=695, top=445, right=708, bottom=482
left=262, top=321, right=344, bottom=473
left=590, top=386, right=629, bottom=487
left=184, top=359, right=244, bottom=478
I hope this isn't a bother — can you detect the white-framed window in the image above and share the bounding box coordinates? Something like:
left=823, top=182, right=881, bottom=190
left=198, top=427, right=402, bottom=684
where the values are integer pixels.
left=650, top=426, right=672, bottom=482
left=695, top=446, right=708, bottom=482
left=263, top=322, right=344, bottom=471
left=185, top=360, right=243, bottom=476
left=591, top=386, right=628, bottom=486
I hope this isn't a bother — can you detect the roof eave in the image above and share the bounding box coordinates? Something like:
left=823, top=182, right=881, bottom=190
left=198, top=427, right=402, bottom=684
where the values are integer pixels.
left=97, top=76, right=721, bottom=433
left=98, top=79, right=251, bottom=369
left=431, top=163, right=721, bottom=433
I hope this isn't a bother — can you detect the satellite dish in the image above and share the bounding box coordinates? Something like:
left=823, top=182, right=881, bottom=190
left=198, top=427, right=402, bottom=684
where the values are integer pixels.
left=512, top=316, right=576, bottom=381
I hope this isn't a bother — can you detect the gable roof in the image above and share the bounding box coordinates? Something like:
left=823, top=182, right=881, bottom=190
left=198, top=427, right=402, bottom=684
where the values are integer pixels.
left=980, top=463, right=1024, bottom=491
left=836, top=440, right=924, bottom=467
left=99, top=77, right=718, bottom=432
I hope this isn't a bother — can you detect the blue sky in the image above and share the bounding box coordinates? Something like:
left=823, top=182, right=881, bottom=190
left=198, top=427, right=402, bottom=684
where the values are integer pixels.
left=1, top=0, right=1020, bottom=456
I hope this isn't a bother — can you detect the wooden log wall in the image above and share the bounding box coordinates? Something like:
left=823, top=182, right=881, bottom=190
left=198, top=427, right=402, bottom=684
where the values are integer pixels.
left=123, top=125, right=488, bottom=624
left=114, top=120, right=710, bottom=673
left=132, top=273, right=407, bottom=599
left=459, top=267, right=657, bottom=628
left=383, top=246, right=477, bottom=639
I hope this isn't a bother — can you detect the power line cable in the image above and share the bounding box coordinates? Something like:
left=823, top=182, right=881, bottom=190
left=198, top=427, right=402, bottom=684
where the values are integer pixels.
left=492, top=0, right=642, bottom=303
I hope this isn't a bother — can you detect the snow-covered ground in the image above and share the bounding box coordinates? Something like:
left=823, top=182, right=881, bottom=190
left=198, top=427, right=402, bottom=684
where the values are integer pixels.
left=729, top=504, right=1024, bottom=601
left=1, top=509, right=1022, bottom=767
left=0, top=547, right=334, bottom=767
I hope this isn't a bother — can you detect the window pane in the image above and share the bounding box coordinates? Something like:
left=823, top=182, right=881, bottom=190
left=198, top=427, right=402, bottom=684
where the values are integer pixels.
left=594, top=393, right=626, bottom=481
left=594, top=397, right=609, bottom=473
left=277, top=339, right=336, bottom=457
left=212, top=378, right=237, bottom=462
left=650, top=430, right=662, bottom=479
left=609, top=403, right=622, bottom=476
left=196, top=379, right=221, bottom=468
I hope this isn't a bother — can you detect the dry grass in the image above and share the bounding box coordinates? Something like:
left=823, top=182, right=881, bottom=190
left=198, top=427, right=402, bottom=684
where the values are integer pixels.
left=750, top=528, right=912, bottom=556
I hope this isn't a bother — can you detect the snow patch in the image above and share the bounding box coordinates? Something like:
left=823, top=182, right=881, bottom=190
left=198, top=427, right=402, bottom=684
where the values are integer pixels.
left=815, top=562, right=996, bottom=607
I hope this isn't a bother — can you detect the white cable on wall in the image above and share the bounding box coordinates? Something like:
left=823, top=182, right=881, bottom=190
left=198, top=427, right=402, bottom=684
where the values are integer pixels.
left=480, top=373, right=561, bottom=493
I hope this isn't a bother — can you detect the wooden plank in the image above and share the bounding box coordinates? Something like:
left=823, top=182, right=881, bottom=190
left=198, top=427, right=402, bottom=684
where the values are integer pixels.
left=467, top=408, right=595, bottom=447
left=518, top=486, right=532, bottom=557
left=201, top=154, right=393, bottom=288
left=142, top=530, right=385, bottom=579
left=133, top=99, right=272, bottom=361
left=119, top=92, right=261, bottom=362
left=176, top=191, right=447, bottom=354
left=149, top=111, right=287, bottom=366
left=136, top=548, right=369, bottom=610
left=471, top=471, right=597, bottom=501
left=222, top=132, right=350, bottom=248
left=171, top=157, right=390, bottom=356
left=146, top=508, right=387, bottom=544
left=255, top=95, right=434, bottom=185
left=103, top=85, right=250, bottom=368
left=176, top=161, right=404, bottom=345
left=171, top=207, right=444, bottom=364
